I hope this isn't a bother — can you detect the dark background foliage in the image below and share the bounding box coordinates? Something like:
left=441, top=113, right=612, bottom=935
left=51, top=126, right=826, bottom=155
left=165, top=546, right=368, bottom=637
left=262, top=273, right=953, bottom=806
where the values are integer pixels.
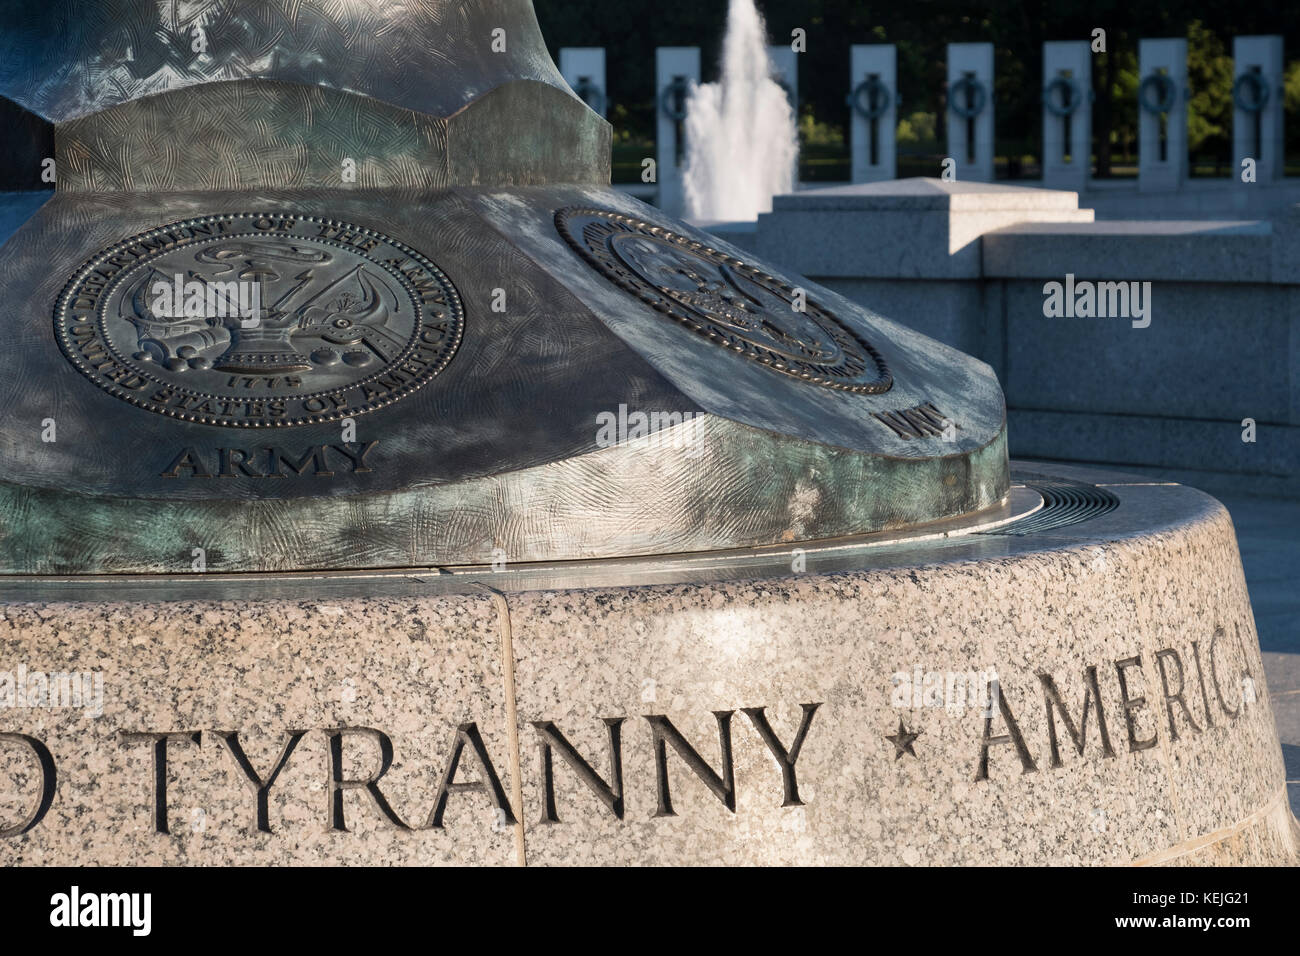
left=535, top=0, right=1300, bottom=180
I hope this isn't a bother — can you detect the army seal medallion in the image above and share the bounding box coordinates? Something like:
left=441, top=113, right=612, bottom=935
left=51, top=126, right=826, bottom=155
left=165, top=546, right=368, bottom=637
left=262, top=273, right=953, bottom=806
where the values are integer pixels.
left=55, top=213, right=464, bottom=427
left=555, top=207, right=891, bottom=393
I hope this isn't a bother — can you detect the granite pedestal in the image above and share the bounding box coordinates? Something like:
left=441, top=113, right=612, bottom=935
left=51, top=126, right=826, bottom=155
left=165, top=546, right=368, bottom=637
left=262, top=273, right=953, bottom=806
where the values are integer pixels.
left=2, top=462, right=1295, bottom=865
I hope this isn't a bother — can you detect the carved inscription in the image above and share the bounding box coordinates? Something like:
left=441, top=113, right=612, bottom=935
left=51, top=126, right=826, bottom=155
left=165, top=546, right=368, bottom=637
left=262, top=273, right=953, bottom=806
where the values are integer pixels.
left=160, top=441, right=380, bottom=478
left=872, top=401, right=954, bottom=440
left=0, top=706, right=820, bottom=835
left=0, top=625, right=1264, bottom=838
left=972, top=626, right=1257, bottom=781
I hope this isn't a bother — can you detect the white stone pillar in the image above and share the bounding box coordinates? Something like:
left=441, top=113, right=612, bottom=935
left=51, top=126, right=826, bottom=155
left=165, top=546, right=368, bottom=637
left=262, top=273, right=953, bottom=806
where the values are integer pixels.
left=1232, top=35, right=1284, bottom=185
left=946, top=43, right=994, bottom=182
left=1041, top=41, right=1091, bottom=191
left=559, top=47, right=607, bottom=118
left=849, top=44, right=896, bottom=183
left=1137, top=38, right=1188, bottom=192
left=656, top=47, right=699, bottom=215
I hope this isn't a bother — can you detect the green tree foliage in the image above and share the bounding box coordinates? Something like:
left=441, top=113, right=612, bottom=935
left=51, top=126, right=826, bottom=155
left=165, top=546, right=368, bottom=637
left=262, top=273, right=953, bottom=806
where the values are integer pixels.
left=1094, top=42, right=1139, bottom=173
left=1186, top=19, right=1233, bottom=160
left=896, top=111, right=938, bottom=150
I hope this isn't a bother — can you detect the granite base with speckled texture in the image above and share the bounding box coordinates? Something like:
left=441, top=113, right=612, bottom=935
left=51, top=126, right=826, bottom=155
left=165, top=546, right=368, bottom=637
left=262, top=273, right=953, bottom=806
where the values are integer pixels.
left=0, top=466, right=1295, bottom=865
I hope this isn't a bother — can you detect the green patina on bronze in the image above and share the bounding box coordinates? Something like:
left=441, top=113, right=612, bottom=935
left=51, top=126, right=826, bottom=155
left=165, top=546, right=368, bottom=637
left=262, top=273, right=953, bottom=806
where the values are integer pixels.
left=0, top=419, right=1006, bottom=575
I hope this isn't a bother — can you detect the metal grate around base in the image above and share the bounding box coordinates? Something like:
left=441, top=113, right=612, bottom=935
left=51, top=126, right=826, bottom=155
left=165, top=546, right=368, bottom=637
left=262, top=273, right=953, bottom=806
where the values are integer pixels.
left=982, top=476, right=1120, bottom=537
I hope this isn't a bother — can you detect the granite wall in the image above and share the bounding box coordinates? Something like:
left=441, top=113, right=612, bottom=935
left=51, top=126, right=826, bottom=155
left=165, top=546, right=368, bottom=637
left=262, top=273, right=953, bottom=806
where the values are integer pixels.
left=709, top=178, right=1300, bottom=497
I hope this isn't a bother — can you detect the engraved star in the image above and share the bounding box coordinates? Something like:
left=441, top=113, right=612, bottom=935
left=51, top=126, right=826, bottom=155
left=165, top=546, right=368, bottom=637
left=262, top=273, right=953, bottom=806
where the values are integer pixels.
left=884, top=719, right=921, bottom=760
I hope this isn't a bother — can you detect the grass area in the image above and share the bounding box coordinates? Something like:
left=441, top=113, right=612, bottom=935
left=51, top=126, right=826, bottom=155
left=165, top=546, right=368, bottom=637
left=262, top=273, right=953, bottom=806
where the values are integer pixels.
left=612, top=142, right=655, bottom=184
left=800, top=143, right=849, bottom=182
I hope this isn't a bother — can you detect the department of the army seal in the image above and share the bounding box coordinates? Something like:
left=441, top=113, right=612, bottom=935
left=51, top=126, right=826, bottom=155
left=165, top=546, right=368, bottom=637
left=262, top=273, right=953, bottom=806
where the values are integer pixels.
left=555, top=207, right=892, bottom=393
left=55, top=213, right=464, bottom=427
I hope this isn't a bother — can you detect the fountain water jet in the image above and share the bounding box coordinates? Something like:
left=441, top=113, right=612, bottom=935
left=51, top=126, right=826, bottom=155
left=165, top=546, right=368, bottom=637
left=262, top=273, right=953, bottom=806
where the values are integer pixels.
left=682, top=0, right=798, bottom=222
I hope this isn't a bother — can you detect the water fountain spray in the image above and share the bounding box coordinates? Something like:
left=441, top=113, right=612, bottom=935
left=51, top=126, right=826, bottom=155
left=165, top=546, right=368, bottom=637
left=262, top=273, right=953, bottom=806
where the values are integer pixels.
left=682, top=0, right=799, bottom=222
